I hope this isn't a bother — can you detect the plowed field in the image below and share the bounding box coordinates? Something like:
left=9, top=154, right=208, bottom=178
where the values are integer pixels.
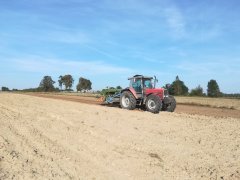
left=0, top=93, right=240, bottom=179
left=27, top=93, right=240, bottom=119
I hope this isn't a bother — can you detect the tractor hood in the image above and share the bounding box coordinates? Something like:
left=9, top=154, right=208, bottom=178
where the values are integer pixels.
left=145, top=88, right=164, bottom=99
left=145, top=88, right=164, bottom=98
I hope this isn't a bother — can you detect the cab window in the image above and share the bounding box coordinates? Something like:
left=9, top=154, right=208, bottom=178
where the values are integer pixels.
left=131, top=79, right=142, bottom=93
left=144, top=79, right=153, bottom=88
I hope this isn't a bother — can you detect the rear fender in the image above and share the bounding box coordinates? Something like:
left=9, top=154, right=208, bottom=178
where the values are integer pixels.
left=121, top=88, right=138, bottom=99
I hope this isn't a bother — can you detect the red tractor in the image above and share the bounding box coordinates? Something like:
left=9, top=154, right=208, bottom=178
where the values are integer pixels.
left=104, top=75, right=176, bottom=114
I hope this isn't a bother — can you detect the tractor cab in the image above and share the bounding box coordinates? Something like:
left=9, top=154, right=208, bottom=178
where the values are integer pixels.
left=128, top=75, right=155, bottom=93
left=128, top=75, right=164, bottom=99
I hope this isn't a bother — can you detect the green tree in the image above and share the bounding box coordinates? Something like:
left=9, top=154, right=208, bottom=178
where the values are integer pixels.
left=116, top=86, right=122, bottom=89
left=169, top=76, right=188, bottom=95
left=1, top=86, right=10, bottom=91
left=190, top=85, right=204, bottom=96
left=207, top=79, right=221, bottom=97
left=39, top=76, right=55, bottom=92
left=76, top=77, right=92, bottom=92
left=60, top=74, right=74, bottom=90
left=58, top=75, right=63, bottom=90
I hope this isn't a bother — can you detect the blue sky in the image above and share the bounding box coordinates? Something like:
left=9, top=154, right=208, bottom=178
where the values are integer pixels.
left=0, top=0, right=240, bottom=93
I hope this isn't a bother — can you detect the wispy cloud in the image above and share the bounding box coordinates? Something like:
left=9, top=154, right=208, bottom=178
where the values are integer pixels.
left=163, top=6, right=186, bottom=38
left=84, top=44, right=120, bottom=60
left=7, top=56, right=132, bottom=75
left=46, top=30, right=90, bottom=44
left=176, top=58, right=240, bottom=76
left=130, top=51, right=165, bottom=64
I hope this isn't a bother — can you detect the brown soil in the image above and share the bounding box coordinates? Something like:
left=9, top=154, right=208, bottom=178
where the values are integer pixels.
left=1, top=93, right=240, bottom=179
left=175, top=105, right=240, bottom=119
left=25, top=93, right=240, bottom=119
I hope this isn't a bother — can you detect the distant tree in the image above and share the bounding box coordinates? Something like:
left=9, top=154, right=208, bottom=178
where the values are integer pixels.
left=169, top=76, right=188, bottom=95
left=21, top=87, right=59, bottom=92
left=76, top=77, right=92, bottom=92
left=58, top=74, right=74, bottom=90
left=207, top=79, right=221, bottom=97
left=190, top=85, right=204, bottom=96
left=1, top=86, right=10, bottom=91
left=58, top=75, right=63, bottom=90
left=12, top=88, right=19, bottom=91
left=116, top=86, right=122, bottom=89
left=54, top=87, right=61, bottom=92
left=222, top=93, right=240, bottom=99
left=39, top=76, right=55, bottom=92
left=96, top=90, right=101, bottom=94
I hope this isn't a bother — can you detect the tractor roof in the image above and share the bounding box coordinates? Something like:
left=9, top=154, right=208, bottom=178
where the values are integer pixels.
left=128, top=75, right=153, bottom=80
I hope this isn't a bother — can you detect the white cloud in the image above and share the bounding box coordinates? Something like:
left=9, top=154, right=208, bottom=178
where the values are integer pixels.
left=9, top=56, right=132, bottom=75
left=164, top=6, right=186, bottom=38
left=84, top=45, right=120, bottom=60
left=176, top=59, right=240, bottom=76
left=46, top=30, right=90, bottom=44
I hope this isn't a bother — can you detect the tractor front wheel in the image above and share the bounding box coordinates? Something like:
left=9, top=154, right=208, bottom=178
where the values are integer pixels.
left=145, top=94, right=162, bottom=114
left=120, top=91, right=136, bottom=110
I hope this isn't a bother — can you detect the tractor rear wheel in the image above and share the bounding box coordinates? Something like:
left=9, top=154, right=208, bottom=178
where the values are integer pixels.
left=145, top=94, right=162, bottom=114
left=120, top=91, right=136, bottom=110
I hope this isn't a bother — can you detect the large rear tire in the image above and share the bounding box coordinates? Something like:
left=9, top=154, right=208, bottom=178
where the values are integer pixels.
left=145, top=94, right=162, bottom=114
left=120, top=91, right=136, bottom=110
left=163, top=95, right=176, bottom=112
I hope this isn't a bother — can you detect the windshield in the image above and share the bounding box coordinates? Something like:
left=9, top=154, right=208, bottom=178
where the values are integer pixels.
left=144, top=79, right=153, bottom=88
left=130, top=78, right=153, bottom=92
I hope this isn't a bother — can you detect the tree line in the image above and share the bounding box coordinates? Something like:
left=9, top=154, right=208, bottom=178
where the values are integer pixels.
left=0, top=75, right=92, bottom=92
left=39, top=75, right=92, bottom=92
left=1, top=75, right=239, bottom=98
left=166, top=75, right=223, bottom=97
